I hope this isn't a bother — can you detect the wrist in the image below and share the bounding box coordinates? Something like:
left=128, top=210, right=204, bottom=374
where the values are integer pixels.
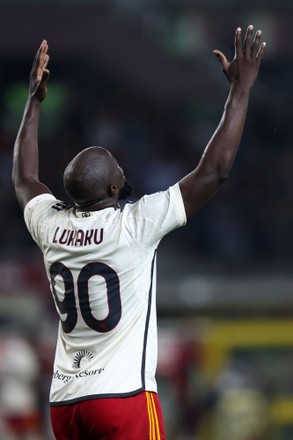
left=27, top=94, right=42, bottom=108
left=230, top=83, right=252, bottom=99
left=225, top=84, right=250, bottom=113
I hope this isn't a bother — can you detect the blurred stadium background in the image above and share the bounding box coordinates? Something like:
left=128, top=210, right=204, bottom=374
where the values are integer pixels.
left=0, top=0, right=293, bottom=439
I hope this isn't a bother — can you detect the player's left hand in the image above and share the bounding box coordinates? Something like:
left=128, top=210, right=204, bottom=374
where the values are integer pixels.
left=29, top=39, right=50, bottom=101
left=213, top=25, right=266, bottom=91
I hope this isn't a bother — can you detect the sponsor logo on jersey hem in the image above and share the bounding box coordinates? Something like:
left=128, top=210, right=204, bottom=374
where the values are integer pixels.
left=72, top=350, right=94, bottom=368
left=53, top=368, right=105, bottom=384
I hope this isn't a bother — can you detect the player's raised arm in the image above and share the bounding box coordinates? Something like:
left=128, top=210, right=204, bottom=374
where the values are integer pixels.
left=12, top=40, right=52, bottom=210
left=179, top=25, right=266, bottom=220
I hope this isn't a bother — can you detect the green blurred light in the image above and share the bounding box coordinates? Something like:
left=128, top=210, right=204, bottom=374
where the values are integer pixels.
left=4, top=81, right=68, bottom=138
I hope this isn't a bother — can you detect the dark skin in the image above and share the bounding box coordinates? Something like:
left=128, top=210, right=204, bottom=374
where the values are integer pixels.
left=12, top=26, right=266, bottom=219
left=63, top=146, right=126, bottom=210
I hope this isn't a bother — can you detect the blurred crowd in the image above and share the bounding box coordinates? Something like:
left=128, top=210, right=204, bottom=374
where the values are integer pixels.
left=1, top=51, right=292, bottom=269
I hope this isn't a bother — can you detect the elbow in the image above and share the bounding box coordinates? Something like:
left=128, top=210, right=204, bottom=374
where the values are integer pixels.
left=12, top=167, right=31, bottom=193
left=213, top=167, right=230, bottom=187
left=218, top=171, right=230, bottom=185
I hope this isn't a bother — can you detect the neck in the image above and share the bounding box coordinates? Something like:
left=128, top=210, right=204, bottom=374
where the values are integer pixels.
left=75, top=197, right=120, bottom=211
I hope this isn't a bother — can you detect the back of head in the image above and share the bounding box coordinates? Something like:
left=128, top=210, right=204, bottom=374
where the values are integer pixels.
left=63, top=146, right=122, bottom=208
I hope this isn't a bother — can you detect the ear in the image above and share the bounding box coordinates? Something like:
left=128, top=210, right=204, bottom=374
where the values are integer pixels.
left=109, top=184, right=119, bottom=197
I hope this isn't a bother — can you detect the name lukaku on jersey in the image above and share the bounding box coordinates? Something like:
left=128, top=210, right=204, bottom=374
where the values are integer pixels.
left=53, top=227, right=104, bottom=246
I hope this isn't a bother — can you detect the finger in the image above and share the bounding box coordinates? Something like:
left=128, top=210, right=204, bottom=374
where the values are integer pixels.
left=36, top=42, right=49, bottom=82
left=36, top=66, right=43, bottom=83
left=213, top=50, right=230, bottom=71
left=34, top=40, right=47, bottom=67
left=31, top=43, right=49, bottom=96
left=38, top=42, right=48, bottom=69
left=43, top=54, right=50, bottom=70
left=31, top=43, right=43, bottom=76
left=251, top=29, right=262, bottom=59
left=41, top=40, right=49, bottom=61
left=234, top=27, right=243, bottom=59
left=256, top=41, right=267, bottom=63
left=42, top=69, right=50, bottom=81
left=243, top=24, right=254, bottom=56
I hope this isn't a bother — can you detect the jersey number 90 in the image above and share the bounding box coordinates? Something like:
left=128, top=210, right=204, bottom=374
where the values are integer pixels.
left=49, top=261, right=121, bottom=334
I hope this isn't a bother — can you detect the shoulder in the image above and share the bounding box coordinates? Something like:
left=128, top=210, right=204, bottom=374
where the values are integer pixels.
left=123, top=183, right=186, bottom=220
left=120, top=184, right=186, bottom=245
left=24, top=193, right=71, bottom=226
left=25, top=193, right=70, bottom=211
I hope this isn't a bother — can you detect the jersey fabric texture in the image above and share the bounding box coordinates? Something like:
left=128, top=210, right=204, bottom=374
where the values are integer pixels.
left=24, top=183, right=186, bottom=406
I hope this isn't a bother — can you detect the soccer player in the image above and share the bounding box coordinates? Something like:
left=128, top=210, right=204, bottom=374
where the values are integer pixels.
left=12, top=25, right=265, bottom=440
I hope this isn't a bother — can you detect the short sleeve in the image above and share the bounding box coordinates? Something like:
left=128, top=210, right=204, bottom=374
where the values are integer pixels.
left=24, top=193, right=57, bottom=246
left=122, top=183, right=187, bottom=247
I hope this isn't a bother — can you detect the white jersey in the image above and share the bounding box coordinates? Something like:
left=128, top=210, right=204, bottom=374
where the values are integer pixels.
left=24, top=183, right=186, bottom=406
